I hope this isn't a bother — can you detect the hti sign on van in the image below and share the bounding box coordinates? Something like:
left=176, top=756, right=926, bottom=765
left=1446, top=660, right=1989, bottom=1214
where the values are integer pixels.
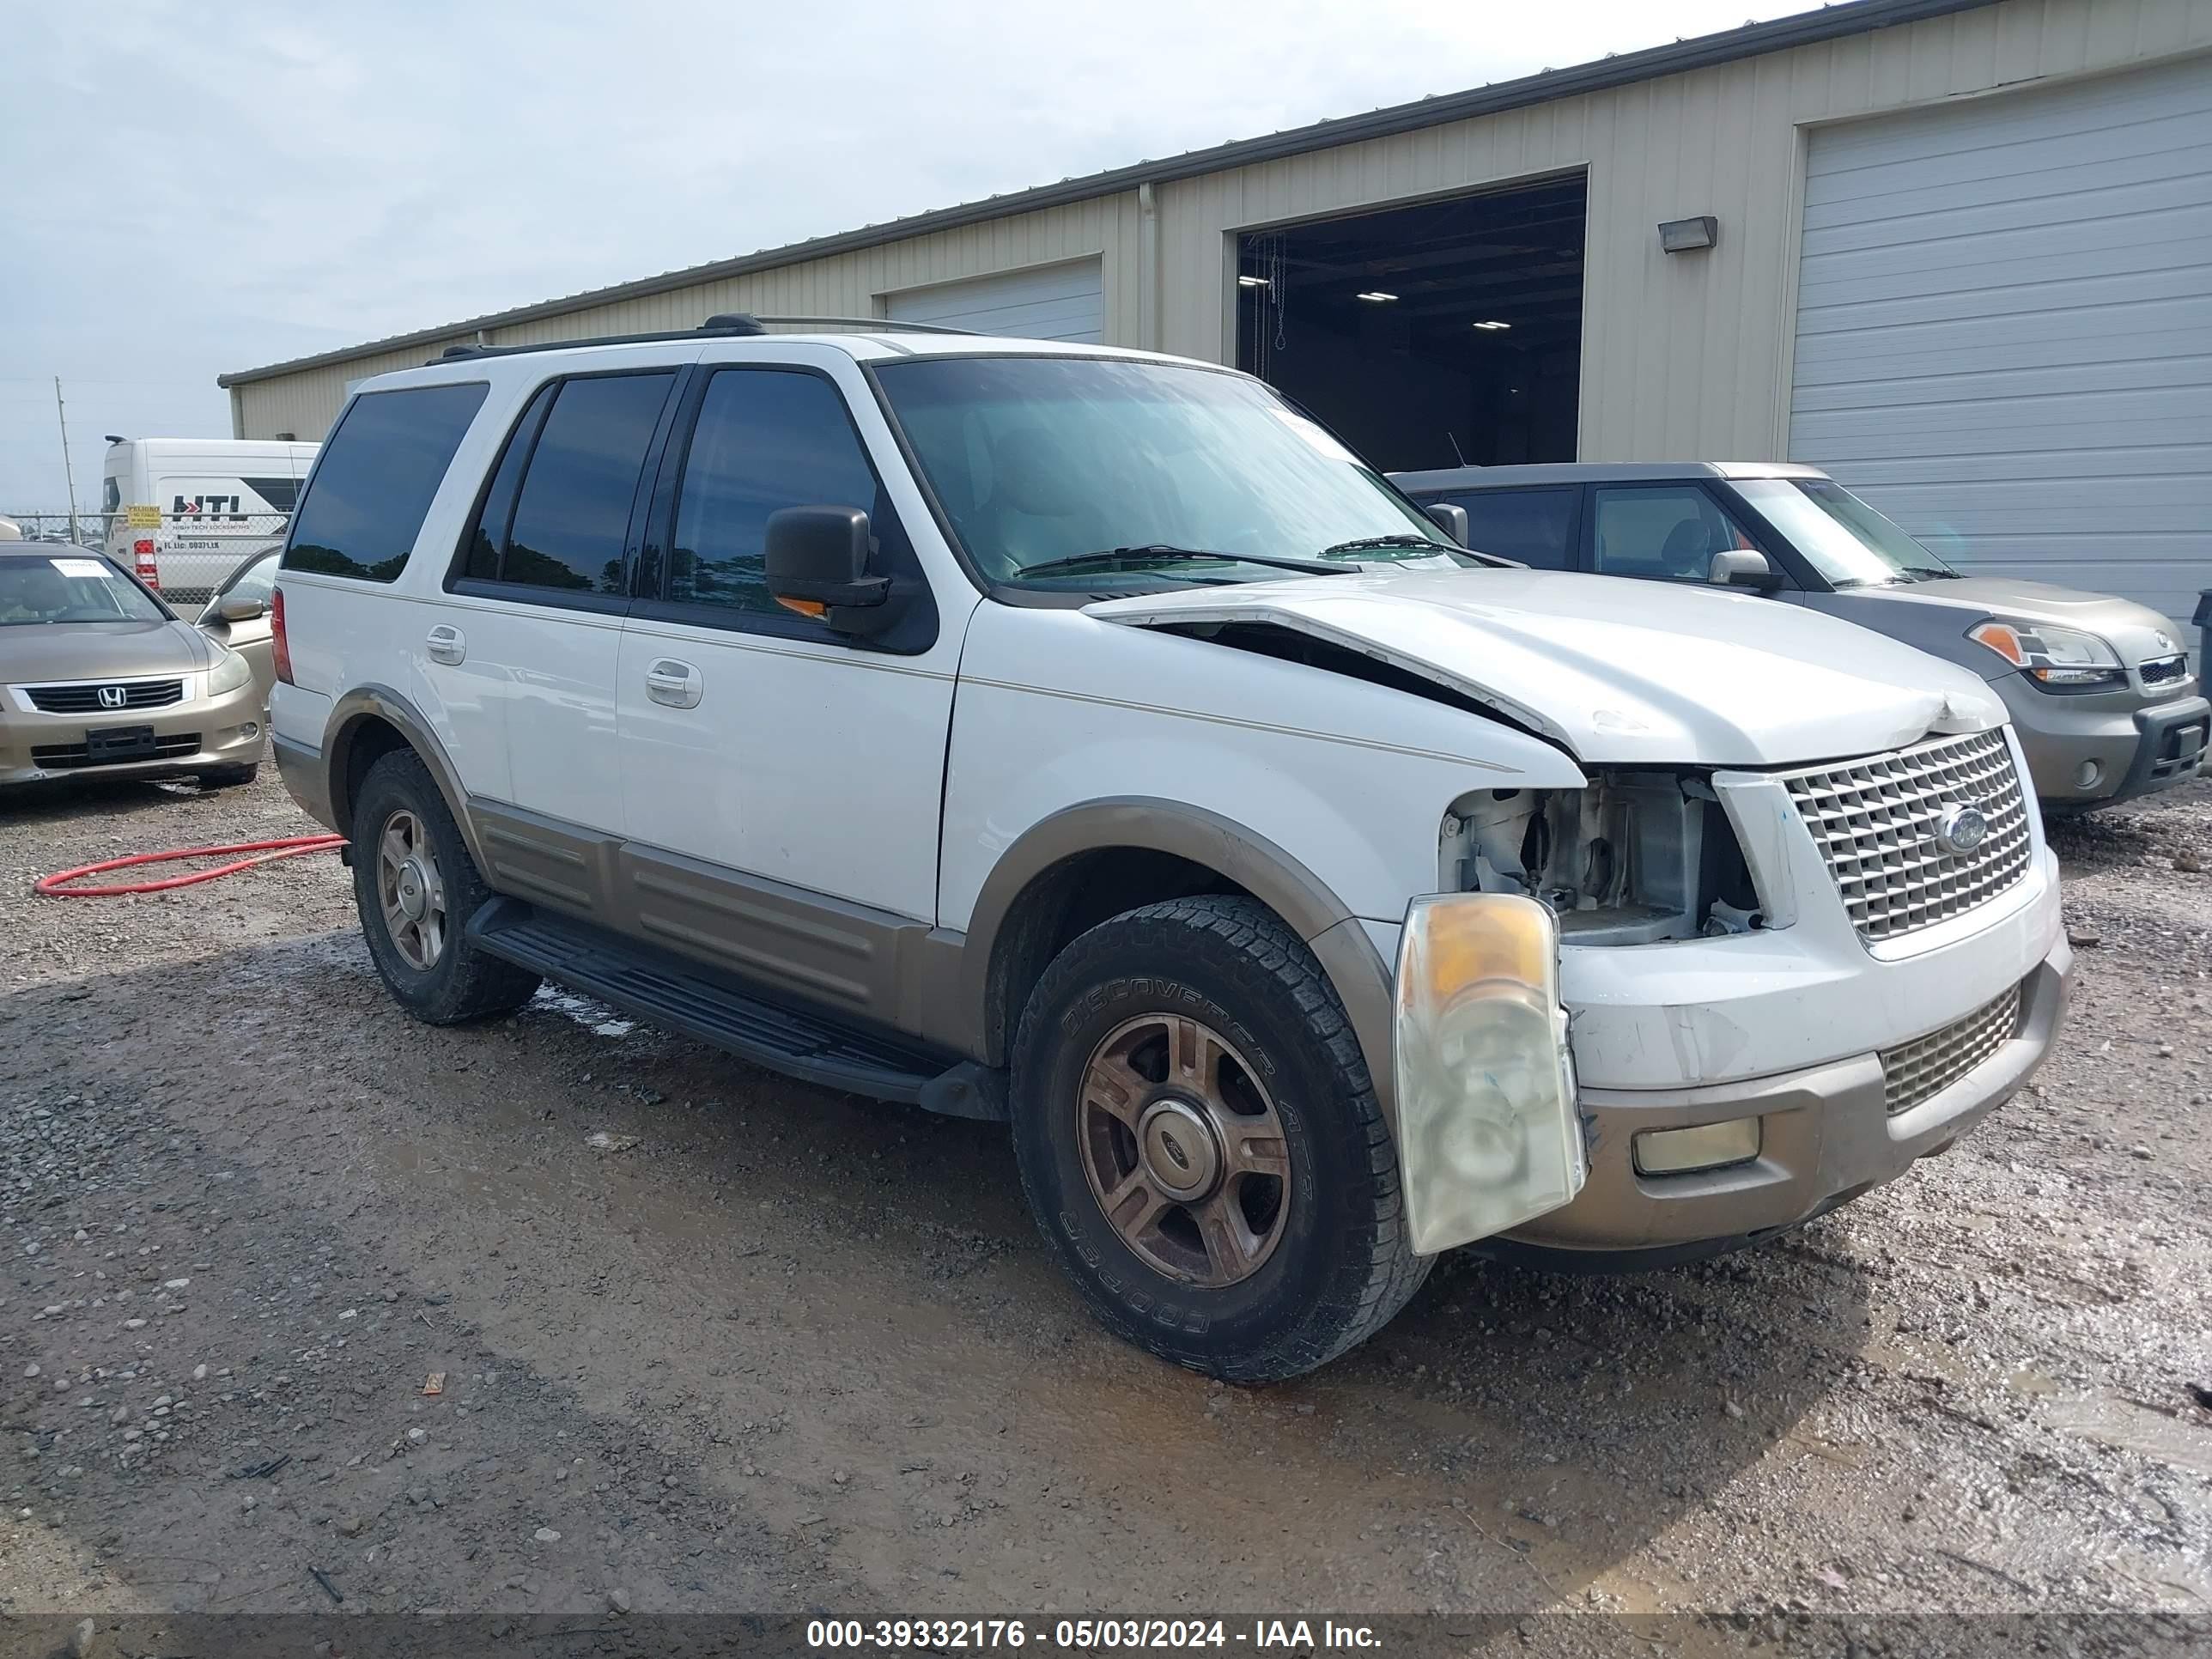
left=172, top=494, right=247, bottom=520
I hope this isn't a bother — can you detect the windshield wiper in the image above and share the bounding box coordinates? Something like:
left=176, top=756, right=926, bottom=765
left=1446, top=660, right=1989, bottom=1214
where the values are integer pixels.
left=1017, top=544, right=1351, bottom=580
left=1898, top=566, right=1962, bottom=580
left=1318, top=534, right=1451, bottom=557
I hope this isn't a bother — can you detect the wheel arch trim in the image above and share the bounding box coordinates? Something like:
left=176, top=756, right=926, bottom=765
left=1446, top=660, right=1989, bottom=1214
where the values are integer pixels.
left=957, top=798, right=1398, bottom=1121
left=320, top=684, right=487, bottom=871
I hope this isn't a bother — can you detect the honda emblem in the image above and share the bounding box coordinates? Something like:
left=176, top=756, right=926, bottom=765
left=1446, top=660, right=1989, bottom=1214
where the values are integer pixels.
left=97, top=685, right=128, bottom=710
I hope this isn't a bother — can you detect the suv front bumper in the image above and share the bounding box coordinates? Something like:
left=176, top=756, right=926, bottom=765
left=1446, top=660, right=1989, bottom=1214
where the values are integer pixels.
left=2006, top=678, right=2208, bottom=808
left=1500, top=938, right=2070, bottom=1261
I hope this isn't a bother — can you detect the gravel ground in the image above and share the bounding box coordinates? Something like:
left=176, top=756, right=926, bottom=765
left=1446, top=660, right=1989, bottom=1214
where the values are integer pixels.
left=1, top=763, right=2207, bottom=1644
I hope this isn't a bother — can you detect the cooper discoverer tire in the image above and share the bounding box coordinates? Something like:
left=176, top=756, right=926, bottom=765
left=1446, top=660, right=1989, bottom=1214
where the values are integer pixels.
left=351, top=750, right=540, bottom=1024
left=1010, top=894, right=1428, bottom=1380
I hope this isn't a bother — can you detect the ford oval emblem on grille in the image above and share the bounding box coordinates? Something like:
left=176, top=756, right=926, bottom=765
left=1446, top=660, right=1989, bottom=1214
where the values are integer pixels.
left=1934, top=804, right=1990, bottom=856
left=97, top=685, right=128, bottom=710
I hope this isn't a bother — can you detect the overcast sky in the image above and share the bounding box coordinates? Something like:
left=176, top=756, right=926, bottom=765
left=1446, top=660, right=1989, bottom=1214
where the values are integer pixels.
left=1, top=0, right=1811, bottom=512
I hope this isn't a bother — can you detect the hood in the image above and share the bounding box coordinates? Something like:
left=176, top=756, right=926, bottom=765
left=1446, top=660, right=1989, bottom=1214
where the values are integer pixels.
left=0, top=620, right=212, bottom=684
left=1830, top=575, right=2191, bottom=666
left=1086, top=568, right=2004, bottom=768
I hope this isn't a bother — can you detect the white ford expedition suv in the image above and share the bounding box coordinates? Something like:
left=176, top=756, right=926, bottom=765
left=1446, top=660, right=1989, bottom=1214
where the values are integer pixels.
left=270, top=318, right=2070, bottom=1380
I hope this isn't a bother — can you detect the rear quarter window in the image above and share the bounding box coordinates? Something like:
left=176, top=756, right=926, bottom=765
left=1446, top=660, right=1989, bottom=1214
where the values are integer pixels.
left=283, top=384, right=488, bottom=582
left=1443, top=488, right=1577, bottom=569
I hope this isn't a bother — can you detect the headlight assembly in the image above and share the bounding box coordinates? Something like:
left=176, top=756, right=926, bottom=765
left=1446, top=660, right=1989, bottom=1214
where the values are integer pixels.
left=1968, top=620, right=2124, bottom=690
left=1393, top=893, right=1585, bottom=1254
left=207, top=646, right=253, bottom=696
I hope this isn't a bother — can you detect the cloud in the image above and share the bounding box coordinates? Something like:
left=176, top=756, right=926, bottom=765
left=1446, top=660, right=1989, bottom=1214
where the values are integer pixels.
left=1, top=0, right=1808, bottom=508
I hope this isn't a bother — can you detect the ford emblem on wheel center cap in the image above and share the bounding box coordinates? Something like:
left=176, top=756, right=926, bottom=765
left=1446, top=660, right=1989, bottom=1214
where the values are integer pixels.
left=1934, top=803, right=1990, bottom=856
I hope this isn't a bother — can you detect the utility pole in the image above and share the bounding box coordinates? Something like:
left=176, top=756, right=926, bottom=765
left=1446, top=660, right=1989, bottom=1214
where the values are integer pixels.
left=53, top=377, right=80, bottom=544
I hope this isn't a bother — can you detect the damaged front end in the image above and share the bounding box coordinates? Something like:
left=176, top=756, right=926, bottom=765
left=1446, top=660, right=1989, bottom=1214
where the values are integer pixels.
left=1438, top=769, right=1766, bottom=944
left=1392, top=771, right=1771, bottom=1253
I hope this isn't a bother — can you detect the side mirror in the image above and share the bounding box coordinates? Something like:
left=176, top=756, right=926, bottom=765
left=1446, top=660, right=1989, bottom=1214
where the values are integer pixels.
left=1423, top=501, right=1469, bottom=547
left=764, top=507, right=890, bottom=625
left=215, top=594, right=267, bottom=623
left=1708, top=548, right=1775, bottom=590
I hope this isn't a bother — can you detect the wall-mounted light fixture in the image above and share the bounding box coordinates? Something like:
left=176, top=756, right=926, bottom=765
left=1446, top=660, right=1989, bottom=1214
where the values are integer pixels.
left=1470, top=319, right=1512, bottom=331
left=1355, top=290, right=1398, bottom=302
left=1237, top=274, right=1271, bottom=289
left=1657, top=216, right=1719, bottom=253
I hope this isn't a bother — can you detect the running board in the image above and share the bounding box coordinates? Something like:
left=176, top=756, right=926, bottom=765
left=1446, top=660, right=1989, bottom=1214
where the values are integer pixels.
left=467, top=896, right=960, bottom=1106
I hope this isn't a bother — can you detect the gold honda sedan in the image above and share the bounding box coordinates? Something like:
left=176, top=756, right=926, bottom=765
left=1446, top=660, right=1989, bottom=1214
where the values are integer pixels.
left=1, top=546, right=264, bottom=790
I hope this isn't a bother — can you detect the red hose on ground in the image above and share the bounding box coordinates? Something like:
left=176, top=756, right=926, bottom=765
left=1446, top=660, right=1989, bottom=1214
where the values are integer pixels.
left=33, top=835, right=348, bottom=897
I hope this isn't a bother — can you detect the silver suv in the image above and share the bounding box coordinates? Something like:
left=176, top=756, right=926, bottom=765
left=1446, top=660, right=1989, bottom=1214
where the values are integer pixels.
left=1395, top=462, right=2208, bottom=812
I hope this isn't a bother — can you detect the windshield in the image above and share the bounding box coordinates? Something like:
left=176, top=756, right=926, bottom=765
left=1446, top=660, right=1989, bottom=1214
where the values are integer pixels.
left=0, top=552, right=169, bottom=625
left=1733, top=478, right=1957, bottom=587
left=872, top=356, right=1458, bottom=588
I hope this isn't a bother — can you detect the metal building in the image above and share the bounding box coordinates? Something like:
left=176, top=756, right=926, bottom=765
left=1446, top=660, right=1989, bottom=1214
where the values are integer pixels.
left=219, top=0, right=2211, bottom=624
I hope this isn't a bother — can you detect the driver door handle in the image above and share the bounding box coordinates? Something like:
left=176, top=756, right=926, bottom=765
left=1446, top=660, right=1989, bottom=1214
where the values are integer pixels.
left=646, top=658, right=702, bottom=709
left=425, top=624, right=466, bottom=665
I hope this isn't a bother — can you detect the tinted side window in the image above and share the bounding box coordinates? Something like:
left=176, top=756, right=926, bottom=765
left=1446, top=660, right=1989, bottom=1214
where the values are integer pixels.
left=284, top=384, right=488, bottom=582
left=495, top=373, right=675, bottom=594
left=460, top=382, right=556, bottom=582
left=669, top=370, right=882, bottom=615
left=1589, top=485, right=1759, bottom=581
left=1446, top=489, right=1575, bottom=569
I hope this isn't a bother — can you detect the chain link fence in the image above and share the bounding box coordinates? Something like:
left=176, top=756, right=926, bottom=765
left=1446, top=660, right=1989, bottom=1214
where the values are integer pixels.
left=3, top=510, right=118, bottom=547
left=3, top=508, right=289, bottom=604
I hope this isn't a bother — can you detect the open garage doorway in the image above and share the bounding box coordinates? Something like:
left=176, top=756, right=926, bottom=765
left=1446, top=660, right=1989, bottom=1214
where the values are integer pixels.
left=1236, top=173, right=1585, bottom=472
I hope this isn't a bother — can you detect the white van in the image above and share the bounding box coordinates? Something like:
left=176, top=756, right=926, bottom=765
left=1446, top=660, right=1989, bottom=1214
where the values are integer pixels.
left=102, top=437, right=319, bottom=601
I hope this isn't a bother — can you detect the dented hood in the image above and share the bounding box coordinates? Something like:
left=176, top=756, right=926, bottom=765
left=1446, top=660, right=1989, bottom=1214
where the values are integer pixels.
left=1085, top=568, right=2005, bottom=767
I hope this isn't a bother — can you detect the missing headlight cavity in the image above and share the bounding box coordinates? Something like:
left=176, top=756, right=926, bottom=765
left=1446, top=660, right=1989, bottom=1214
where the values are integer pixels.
left=1441, top=773, right=1761, bottom=944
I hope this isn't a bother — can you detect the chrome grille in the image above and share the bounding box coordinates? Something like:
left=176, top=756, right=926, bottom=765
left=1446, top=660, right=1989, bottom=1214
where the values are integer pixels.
left=27, top=680, right=184, bottom=714
left=2139, top=655, right=2189, bottom=689
left=1881, top=981, right=2023, bottom=1115
left=1781, top=729, right=2032, bottom=945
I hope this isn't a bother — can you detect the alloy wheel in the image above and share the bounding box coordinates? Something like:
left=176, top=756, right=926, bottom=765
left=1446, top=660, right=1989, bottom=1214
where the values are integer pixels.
left=1077, top=1013, right=1291, bottom=1287
left=374, top=808, right=447, bottom=971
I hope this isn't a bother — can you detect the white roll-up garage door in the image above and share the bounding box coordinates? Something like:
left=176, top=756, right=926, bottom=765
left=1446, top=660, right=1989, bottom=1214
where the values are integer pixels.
left=1789, top=58, right=2212, bottom=629
left=884, top=259, right=1103, bottom=343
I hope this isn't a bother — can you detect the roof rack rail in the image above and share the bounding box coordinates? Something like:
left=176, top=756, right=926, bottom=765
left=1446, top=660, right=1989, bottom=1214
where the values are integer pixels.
left=428, top=313, right=973, bottom=366
left=730, top=314, right=978, bottom=336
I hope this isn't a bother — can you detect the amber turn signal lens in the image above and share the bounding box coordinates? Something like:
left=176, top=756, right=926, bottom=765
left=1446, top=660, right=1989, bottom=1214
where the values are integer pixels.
left=1967, top=620, right=2027, bottom=665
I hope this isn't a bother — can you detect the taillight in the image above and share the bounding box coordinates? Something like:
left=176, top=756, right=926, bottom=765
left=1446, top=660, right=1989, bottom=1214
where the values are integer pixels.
left=132, top=538, right=159, bottom=588
left=271, top=587, right=295, bottom=686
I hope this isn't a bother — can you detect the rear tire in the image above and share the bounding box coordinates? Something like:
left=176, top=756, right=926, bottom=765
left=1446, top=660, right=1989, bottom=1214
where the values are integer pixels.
left=351, top=750, right=540, bottom=1024
left=1010, top=894, right=1429, bottom=1381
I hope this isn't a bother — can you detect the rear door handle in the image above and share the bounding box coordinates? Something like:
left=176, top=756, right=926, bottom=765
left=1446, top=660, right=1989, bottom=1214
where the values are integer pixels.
left=425, top=624, right=466, bottom=666
left=646, top=658, right=702, bottom=709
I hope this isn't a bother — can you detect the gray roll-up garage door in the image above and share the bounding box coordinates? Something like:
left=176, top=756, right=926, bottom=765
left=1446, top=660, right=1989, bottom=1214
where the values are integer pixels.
left=884, top=259, right=1104, bottom=343
left=1789, top=58, right=2211, bottom=630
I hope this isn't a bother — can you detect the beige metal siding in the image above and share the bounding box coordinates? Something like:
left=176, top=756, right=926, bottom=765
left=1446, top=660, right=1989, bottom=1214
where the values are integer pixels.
left=235, top=0, right=2210, bottom=462
left=235, top=335, right=478, bottom=443
left=238, top=196, right=1139, bottom=441
left=1149, top=0, right=2210, bottom=460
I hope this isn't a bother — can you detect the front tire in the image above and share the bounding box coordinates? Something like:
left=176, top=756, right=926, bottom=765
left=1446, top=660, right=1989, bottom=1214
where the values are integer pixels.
left=197, top=763, right=258, bottom=788
left=1010, top=895, right=1429, bottom=1381
left=351, top=750, right=540, bottom=1024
